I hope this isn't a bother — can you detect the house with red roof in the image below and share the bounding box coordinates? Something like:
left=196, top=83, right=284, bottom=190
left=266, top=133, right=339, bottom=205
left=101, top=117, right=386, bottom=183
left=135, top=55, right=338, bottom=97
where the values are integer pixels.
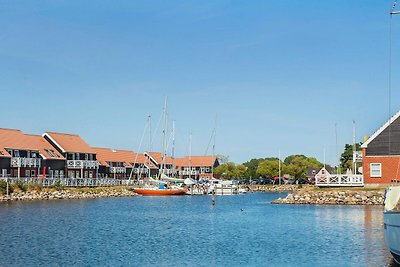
left=93, top=148, right=157, bottom=179
left=0, top=128, right=65, bottom=178
left=144, top=152, right=176, bottom=177
left=174, top=155, right=219, bottom=180
left=43, top=132, right=98, bottom=179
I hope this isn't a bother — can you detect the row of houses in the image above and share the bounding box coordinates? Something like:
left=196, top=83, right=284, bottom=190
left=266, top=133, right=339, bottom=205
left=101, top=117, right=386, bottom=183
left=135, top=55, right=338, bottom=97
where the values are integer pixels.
left=0, top=128, right=219, bottom=180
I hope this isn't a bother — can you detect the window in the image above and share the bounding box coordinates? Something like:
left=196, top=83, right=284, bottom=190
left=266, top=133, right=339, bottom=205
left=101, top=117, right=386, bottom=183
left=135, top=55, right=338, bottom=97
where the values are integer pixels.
left=31, top=170, right=36, bottom=177
left=370, top=163, right=382, bottom=178
left=85, top=154, right=89, bottom=160
left=25, top=170, right=30, bottom=177
left=14, top=150, right=20, bottom=157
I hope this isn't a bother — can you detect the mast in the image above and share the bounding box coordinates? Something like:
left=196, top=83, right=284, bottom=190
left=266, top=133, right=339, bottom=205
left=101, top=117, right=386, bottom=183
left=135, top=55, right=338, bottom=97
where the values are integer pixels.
left=161, top=97, right=168, bottom=177
left=278, top=150, right=281, bottom=185
left=353, top=120, right=356, bottom=175
left=148, top=115, right=152, bottom=152
left=189, top=132, right=192, bottom=180
left=172, top=120, right=176, bottom=177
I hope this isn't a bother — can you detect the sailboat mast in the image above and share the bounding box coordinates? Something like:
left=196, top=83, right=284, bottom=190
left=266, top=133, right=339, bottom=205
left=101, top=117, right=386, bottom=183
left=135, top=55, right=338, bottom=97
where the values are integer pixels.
left=278, top=150, right=281, bottom=185
left=353, top=120, right=356, bottom=174
left=161, top=97, right=168, bottom=176
left=189, top=132, right=192, bottom=180
left=172, top=120, right=176, bottom=177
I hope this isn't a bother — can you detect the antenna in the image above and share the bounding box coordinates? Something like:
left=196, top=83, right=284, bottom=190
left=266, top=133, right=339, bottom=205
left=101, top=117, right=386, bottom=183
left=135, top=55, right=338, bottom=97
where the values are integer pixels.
left=389, top=0, right=400, bottom=154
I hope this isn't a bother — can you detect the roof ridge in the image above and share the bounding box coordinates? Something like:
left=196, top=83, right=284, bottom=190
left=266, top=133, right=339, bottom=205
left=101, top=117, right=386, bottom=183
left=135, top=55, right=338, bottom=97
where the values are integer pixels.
left=45, top=132, right=80, bottom=137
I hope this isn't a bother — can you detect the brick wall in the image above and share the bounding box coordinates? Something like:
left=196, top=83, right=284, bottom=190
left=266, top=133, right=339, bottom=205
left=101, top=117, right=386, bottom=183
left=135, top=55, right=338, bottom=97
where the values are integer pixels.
left=363, top=148, right=400, bottom=184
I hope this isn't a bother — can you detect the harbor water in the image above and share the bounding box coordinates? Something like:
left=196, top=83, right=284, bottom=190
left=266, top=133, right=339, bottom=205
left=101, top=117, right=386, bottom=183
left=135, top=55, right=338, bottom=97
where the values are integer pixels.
left=0, top=192, right=395, bottom=266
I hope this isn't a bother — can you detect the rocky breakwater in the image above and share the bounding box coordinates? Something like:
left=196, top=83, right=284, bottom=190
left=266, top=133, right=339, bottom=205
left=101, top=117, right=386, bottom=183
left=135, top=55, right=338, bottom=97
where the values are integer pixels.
left=272, top=189, right=384, bottom=205
left=0, top=188, right=138, bottom=202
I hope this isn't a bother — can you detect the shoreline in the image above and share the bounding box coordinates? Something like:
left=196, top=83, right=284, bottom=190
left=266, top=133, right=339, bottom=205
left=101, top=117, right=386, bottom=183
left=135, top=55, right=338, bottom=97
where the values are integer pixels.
left=270, top=186, right=385, bottom=205
left=0, top=186, right=138, bottom=202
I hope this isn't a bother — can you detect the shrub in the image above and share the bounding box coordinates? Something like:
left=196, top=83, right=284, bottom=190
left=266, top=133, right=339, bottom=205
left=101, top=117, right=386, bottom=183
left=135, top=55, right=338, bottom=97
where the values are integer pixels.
left=27, top=182, right=42, bottom=192
left=0, top=180, right=12, bottom=195
left=52, top=180, right=64, bottom=191
left=13, top=180, right=27, bottom=192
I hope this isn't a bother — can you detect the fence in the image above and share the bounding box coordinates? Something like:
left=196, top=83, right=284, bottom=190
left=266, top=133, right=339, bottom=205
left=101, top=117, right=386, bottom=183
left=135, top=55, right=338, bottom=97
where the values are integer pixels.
left=316, top=174, right=364, bottom=187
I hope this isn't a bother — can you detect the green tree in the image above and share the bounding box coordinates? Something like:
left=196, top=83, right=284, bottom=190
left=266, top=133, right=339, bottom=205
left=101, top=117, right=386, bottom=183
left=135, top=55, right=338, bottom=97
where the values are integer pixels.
left=340, top=143, right=362, bottom=173
left=214, top=162, right=245, bottom=179
left=256, top=159, right=283, bottom=178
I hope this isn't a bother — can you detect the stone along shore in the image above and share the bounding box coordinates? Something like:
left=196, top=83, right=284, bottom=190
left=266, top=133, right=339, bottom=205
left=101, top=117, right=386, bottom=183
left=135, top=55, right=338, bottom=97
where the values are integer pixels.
left=0, top=187, right=138, bottom=202
left=271, top=187, right=385, bottom=205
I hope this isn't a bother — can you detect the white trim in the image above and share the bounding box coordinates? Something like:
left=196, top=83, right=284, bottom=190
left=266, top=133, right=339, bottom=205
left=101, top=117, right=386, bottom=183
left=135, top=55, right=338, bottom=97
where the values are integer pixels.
left=42, top=133, right=66, bottom=153
left=361, top=110, right=400, bottom=148
left=370, top=163, right=382, bottom=178
left=144, top=152, right=159, bottom=166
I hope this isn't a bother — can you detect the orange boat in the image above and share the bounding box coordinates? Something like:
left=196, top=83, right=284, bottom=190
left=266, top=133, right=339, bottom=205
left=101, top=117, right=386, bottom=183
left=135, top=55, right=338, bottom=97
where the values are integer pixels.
left=134, top=188, right=187, bottom=196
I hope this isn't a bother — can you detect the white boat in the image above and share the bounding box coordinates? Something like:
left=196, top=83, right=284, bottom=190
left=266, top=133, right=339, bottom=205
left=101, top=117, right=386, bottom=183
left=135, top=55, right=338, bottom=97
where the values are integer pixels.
left=384, top=186, right=400, bottom=264
left=210, top=180, right=239, bottom=195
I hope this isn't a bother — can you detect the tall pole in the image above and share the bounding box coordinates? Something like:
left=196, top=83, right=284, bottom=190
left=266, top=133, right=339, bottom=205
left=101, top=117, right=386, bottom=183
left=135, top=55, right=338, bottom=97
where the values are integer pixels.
left=148, top=115, right=152, bottom=152
left=278, top=150, right=281, bottom=185
left=335, top=123, right=340, bottom=175
left=189, top=132, right=192, bottom=180
left=161, top=97, right=168, bottom=176
left=172, top=120, right=176, bottom=177
left=353, top=120, right=356, bottom=175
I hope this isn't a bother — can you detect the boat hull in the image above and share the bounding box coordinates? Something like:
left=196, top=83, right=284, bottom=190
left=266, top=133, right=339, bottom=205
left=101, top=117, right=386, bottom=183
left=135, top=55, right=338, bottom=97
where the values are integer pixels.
left=134, top=188, right=187, bottom=196
left=384, top=210, right=400, bottom=264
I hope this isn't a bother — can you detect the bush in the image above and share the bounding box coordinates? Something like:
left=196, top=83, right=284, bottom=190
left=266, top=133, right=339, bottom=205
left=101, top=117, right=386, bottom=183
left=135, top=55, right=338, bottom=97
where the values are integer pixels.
left=27, top=182, right=42, bottom=192
left=52, top=180, right=64, bottom=191
left=0, top=180, right=12, bottom=195
left=13, top=181, right=27, bottom=192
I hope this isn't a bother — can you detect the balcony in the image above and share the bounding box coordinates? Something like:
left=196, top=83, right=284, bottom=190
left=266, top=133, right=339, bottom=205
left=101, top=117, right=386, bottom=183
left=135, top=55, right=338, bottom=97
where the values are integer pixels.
left=133, top=168, right=149, bottom=174
left=180, top=170, right=199, bottom=175
left=110, top=167, right=126, bottom=174
left=11, top=157, right=41, bottom=168
left=67, top=160, right=99, bottom=169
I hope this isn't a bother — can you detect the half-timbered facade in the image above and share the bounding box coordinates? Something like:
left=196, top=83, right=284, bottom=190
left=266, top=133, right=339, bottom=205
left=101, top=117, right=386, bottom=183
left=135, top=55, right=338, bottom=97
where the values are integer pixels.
left=43, top=132, right=98, bottom=178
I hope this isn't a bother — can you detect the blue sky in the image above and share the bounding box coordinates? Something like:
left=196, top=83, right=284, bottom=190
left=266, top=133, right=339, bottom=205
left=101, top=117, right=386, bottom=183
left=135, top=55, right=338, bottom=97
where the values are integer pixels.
left=0, top=0, right=399, bottom=165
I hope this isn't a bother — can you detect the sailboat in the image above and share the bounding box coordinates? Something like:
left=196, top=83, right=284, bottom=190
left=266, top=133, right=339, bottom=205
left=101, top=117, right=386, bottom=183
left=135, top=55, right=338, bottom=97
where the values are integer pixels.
left=384, top=2, right=400, bottom=264
left=134, top=98, right=187, bottom=196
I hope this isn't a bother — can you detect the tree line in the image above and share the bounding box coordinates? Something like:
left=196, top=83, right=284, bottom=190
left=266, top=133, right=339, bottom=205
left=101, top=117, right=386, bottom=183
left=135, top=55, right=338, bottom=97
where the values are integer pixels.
left=214, top=143, right=362, bottom=180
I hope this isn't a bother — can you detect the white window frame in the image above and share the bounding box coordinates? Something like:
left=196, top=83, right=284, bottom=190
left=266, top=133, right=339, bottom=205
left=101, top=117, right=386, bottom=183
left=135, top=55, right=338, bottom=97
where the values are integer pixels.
left=370, top=163, right=382, bottom=178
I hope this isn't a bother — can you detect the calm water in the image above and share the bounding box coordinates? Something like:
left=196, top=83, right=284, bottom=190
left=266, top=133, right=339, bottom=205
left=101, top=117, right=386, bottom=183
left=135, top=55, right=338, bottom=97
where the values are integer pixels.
left=0, top=193, right=396, bottom=267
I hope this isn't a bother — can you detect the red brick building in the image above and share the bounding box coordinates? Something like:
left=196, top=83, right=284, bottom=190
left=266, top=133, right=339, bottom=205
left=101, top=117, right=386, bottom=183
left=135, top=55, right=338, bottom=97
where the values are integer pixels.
left=361, top=111, right=400, bottom=184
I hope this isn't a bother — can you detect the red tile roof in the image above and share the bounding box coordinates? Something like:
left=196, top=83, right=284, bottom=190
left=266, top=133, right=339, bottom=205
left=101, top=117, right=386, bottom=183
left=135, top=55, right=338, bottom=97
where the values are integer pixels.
left=175, top=156, right=217, bottom=167
left=93, top=147, right=158, bottom=169
left=0, top=128, right=64, bottom=160
left=146, top=152, right=174, bottom=165
left=43, top=132, right=95, bottom=154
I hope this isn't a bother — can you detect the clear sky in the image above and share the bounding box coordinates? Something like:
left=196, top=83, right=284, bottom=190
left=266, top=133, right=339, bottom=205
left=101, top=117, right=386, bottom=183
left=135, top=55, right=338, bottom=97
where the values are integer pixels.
left=1, top=0, right=399, bottom=165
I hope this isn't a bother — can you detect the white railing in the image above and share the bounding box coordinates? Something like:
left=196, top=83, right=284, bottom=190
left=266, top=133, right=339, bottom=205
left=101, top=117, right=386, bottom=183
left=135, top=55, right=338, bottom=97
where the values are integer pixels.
left=0, top=177, right=135, bottom=187
left=11, top=157, right=41, bottom=168
left=67, top=160, right=99, bottom=169
left=110, top=167, right=126, bottom=174
left=316, top=174, right=364, bottom=187
left=132, top=168, right=149, bottom=174
left=180, top=170, right=199, bottom=175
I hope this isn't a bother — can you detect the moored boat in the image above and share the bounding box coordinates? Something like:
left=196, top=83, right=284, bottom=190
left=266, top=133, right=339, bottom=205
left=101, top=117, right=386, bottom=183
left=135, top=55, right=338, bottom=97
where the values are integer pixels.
left=134, top=187, right=187, bottom=196
left=384, top=186, right=400, bottom=264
